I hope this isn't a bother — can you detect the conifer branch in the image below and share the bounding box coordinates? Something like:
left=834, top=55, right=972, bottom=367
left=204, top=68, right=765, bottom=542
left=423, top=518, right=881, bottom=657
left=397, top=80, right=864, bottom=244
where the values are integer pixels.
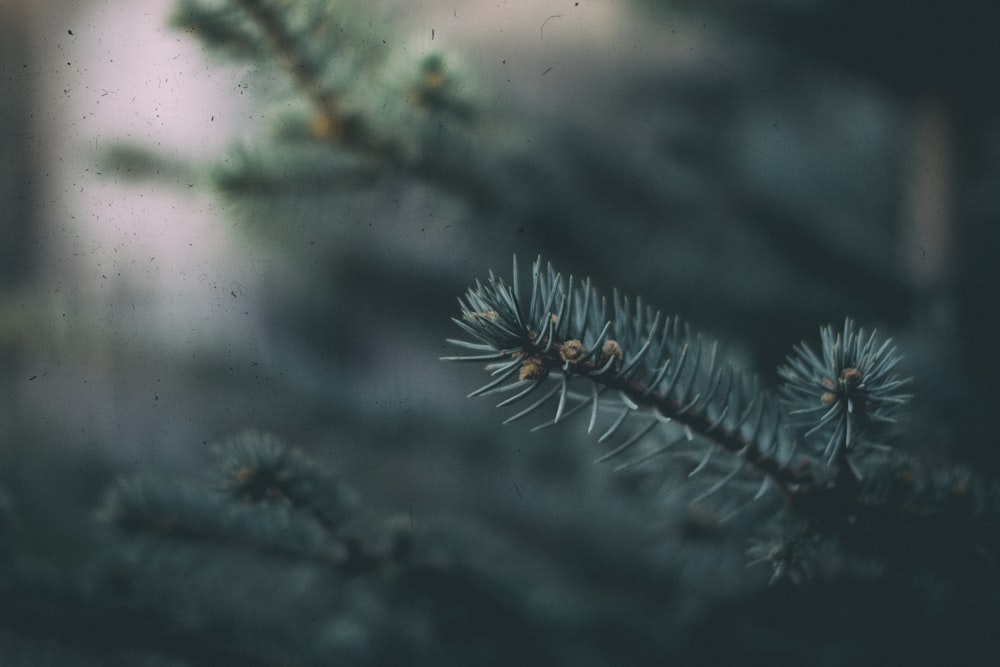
left=104, top=432, right=398, bottom=576
left=169, top=0, right=478, bottom=195
left=444, top=256, right=810, bottom=497
left=231, top=0, right=372, bottom=149
left=444, top=256, right=915, bottom=519
left=437, top=257, right=1000, bottom=587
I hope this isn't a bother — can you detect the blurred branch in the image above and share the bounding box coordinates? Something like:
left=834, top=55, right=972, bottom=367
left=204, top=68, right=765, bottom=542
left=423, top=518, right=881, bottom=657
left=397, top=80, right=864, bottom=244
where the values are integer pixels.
left=232, top=0, right=364, bottom=148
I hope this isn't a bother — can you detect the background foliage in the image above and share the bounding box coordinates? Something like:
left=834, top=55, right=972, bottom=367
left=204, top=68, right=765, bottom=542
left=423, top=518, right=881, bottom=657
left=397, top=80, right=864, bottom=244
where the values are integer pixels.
left=2, top=0, right=999, bottom=663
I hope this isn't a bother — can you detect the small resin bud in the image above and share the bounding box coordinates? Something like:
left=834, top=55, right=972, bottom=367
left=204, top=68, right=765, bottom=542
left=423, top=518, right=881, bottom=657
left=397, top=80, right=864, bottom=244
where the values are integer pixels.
left=470, top=310, right=499, bottom=323
left=600, top=340, right=623, bottom=363
left=560, top=339, right=586, bottom=363
left=840, top=367, right=863, bottom=387
left=519, top=357, right=548, bottom=382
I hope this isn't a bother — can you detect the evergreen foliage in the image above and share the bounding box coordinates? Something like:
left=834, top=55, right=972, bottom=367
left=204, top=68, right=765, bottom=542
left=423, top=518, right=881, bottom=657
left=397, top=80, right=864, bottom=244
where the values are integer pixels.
left=778, top=318, right=910, bottom=466
left=445, top=256, right=1000, bottom=589
left=1, top=433, right=555, bottom=665
left=5, top=0, right=1000, bottom=663
left=444, top=256, right=800, bottom=497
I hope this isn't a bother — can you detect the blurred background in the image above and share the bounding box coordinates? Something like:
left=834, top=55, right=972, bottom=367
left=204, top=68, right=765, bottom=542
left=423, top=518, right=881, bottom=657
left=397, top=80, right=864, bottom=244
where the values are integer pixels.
left=2, top=0, right=1000, bottom=662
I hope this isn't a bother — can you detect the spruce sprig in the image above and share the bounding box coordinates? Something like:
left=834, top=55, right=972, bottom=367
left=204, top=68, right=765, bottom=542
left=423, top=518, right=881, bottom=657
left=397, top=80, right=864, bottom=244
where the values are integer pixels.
left=778, top=319, right=911, bottom=467
left=444, top=256, right=808, bottom=498
left=444, top=256, right=914, bottom=509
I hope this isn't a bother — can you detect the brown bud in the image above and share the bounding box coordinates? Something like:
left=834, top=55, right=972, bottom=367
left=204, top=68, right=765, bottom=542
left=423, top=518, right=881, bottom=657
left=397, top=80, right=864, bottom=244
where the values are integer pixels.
left=519, top=358, right=547, bottom=382
left=840, top=367, right=862, bottom=386
left=470, top=310, right=499, bottom=322
left=600, top=340, right=623, bottom=363
left=560, top=339, right=586, bottom=363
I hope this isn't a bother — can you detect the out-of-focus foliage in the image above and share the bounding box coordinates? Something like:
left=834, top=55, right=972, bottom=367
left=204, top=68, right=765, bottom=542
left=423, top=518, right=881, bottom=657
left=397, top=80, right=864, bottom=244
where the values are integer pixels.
left=4, top=0, right=1000, bottom=663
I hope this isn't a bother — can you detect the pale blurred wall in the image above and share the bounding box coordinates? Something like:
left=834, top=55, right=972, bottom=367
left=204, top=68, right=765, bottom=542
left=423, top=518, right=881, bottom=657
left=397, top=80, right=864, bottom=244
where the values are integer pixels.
left=8, top=0, right=262, bottom=468
left=7, top=0, right=675, bottom=469
left=0, top=0, right=39, bottom=288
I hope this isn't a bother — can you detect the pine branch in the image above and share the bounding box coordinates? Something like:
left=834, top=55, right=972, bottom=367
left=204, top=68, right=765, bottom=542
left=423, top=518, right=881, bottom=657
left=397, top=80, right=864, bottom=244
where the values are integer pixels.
left=443, top=257, right=917, bottom=521
left=778, top=318, right=912, bottom=486
left=214, top=430, right=358, bottom=531
left=436, top=256, right=1000, bottom=587
left=443, top=256, right=808, bottom=498
left=167, top=0, right=480, bottom=200
left=104, top=476, right=343, bottom=565
left=230, top=0, right=368, bottom=148
left=104, top=432, right=400, bottom=576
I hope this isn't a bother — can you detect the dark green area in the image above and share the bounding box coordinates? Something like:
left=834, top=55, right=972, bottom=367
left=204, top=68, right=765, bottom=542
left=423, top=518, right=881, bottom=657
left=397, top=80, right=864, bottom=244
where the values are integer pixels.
left=3, top=0, right=1000, bottom=663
